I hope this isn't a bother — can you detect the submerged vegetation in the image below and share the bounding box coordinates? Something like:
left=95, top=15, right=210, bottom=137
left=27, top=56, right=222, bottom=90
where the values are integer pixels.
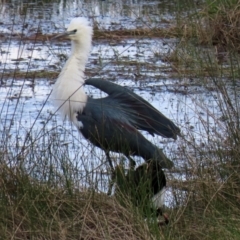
left=1, top=0, right=240, bottom=239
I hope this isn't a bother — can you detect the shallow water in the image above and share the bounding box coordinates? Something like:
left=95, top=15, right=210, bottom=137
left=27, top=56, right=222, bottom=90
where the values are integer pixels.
left=0, top=0, right=178, bottom=34
left=0, top=0, right=222, bottom=205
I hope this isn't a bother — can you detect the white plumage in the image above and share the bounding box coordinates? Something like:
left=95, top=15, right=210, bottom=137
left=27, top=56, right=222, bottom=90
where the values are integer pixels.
left=51, top=17, right=93, bottom=121
left=152, top=187, right=166, bottom=209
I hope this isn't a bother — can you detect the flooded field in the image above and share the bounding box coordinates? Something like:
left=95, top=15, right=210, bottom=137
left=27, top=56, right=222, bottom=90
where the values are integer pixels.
left=0, top=0, right=223, bottom=204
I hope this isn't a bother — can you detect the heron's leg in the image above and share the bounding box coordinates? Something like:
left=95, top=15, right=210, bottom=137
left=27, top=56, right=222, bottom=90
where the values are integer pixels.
left=127, top=156, right=136, bottom=169
left=156, top=208, right=169, bottom=225
left=106, top=151, right=115, bottom=196
left=106, top=151, right=114, bottom=171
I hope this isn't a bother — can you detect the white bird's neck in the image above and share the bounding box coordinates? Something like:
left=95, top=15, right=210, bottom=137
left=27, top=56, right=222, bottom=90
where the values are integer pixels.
left=52, top=40, right=91, bottom=121
left=70, top=41, right=90, bottom=70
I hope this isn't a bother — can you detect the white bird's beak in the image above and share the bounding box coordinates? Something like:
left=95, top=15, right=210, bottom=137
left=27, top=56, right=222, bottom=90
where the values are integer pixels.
left=51, top=29, right=77, bottom=40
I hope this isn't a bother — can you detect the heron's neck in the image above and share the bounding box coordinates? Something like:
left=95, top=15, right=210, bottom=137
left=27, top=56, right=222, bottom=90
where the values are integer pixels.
left=52, top=41, right=91, bottom=120
left=70, top=41, right=90, bottom=71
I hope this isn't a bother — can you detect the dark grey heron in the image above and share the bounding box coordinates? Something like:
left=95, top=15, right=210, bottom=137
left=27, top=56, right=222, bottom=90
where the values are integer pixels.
left=51, top=17, right=180, bottom=170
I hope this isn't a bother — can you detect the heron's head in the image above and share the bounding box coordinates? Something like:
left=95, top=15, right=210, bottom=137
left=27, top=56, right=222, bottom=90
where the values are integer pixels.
left=52, top=17, right=93, bottom=45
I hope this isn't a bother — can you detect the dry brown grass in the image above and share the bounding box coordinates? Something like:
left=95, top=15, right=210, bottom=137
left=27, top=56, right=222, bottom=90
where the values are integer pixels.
left=169, top=173, right=240, bottom=239
left=209, top=3, right=240, bottom=52
left=0, top=164, right=157, bottom=240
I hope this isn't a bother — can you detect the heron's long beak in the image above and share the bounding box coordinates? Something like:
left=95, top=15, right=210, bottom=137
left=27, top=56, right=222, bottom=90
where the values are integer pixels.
left=51, top=29, right=76, bottom=40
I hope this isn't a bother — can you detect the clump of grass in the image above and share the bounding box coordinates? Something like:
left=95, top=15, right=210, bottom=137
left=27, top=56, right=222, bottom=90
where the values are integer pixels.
left=168, top=159, right=240, bottom=239
left=164, top=0, right=240, bottom=63
left=0, top=163, right=155, bottom=239
left=164, top=65, right=240, bottom=239
left=206, top=0, right=240, bottom=51
left=158, top=1, right=240, bottom=235
left=159, top=121, right=240, bottom=239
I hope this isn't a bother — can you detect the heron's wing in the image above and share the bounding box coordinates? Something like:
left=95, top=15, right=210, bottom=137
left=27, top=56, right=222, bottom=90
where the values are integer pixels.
left=85, top=78, right=180, bottom=139
left=78, top=98, right=174, bottom=169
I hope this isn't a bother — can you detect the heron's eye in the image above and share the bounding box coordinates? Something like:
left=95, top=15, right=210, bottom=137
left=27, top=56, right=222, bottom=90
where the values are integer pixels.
left=73, top=29, right=77, bottom=33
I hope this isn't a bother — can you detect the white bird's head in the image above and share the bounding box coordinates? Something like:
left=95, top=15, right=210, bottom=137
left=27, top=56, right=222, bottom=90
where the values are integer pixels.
left=52, top=17, right=93, bottom=52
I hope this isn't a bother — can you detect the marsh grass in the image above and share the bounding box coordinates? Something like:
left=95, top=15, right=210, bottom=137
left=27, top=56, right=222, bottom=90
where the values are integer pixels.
left=0, top=164, right=155, bottom=239
left=159, top=1, right=240, bottom=238
left=1, top=0, right=240, bottom=239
